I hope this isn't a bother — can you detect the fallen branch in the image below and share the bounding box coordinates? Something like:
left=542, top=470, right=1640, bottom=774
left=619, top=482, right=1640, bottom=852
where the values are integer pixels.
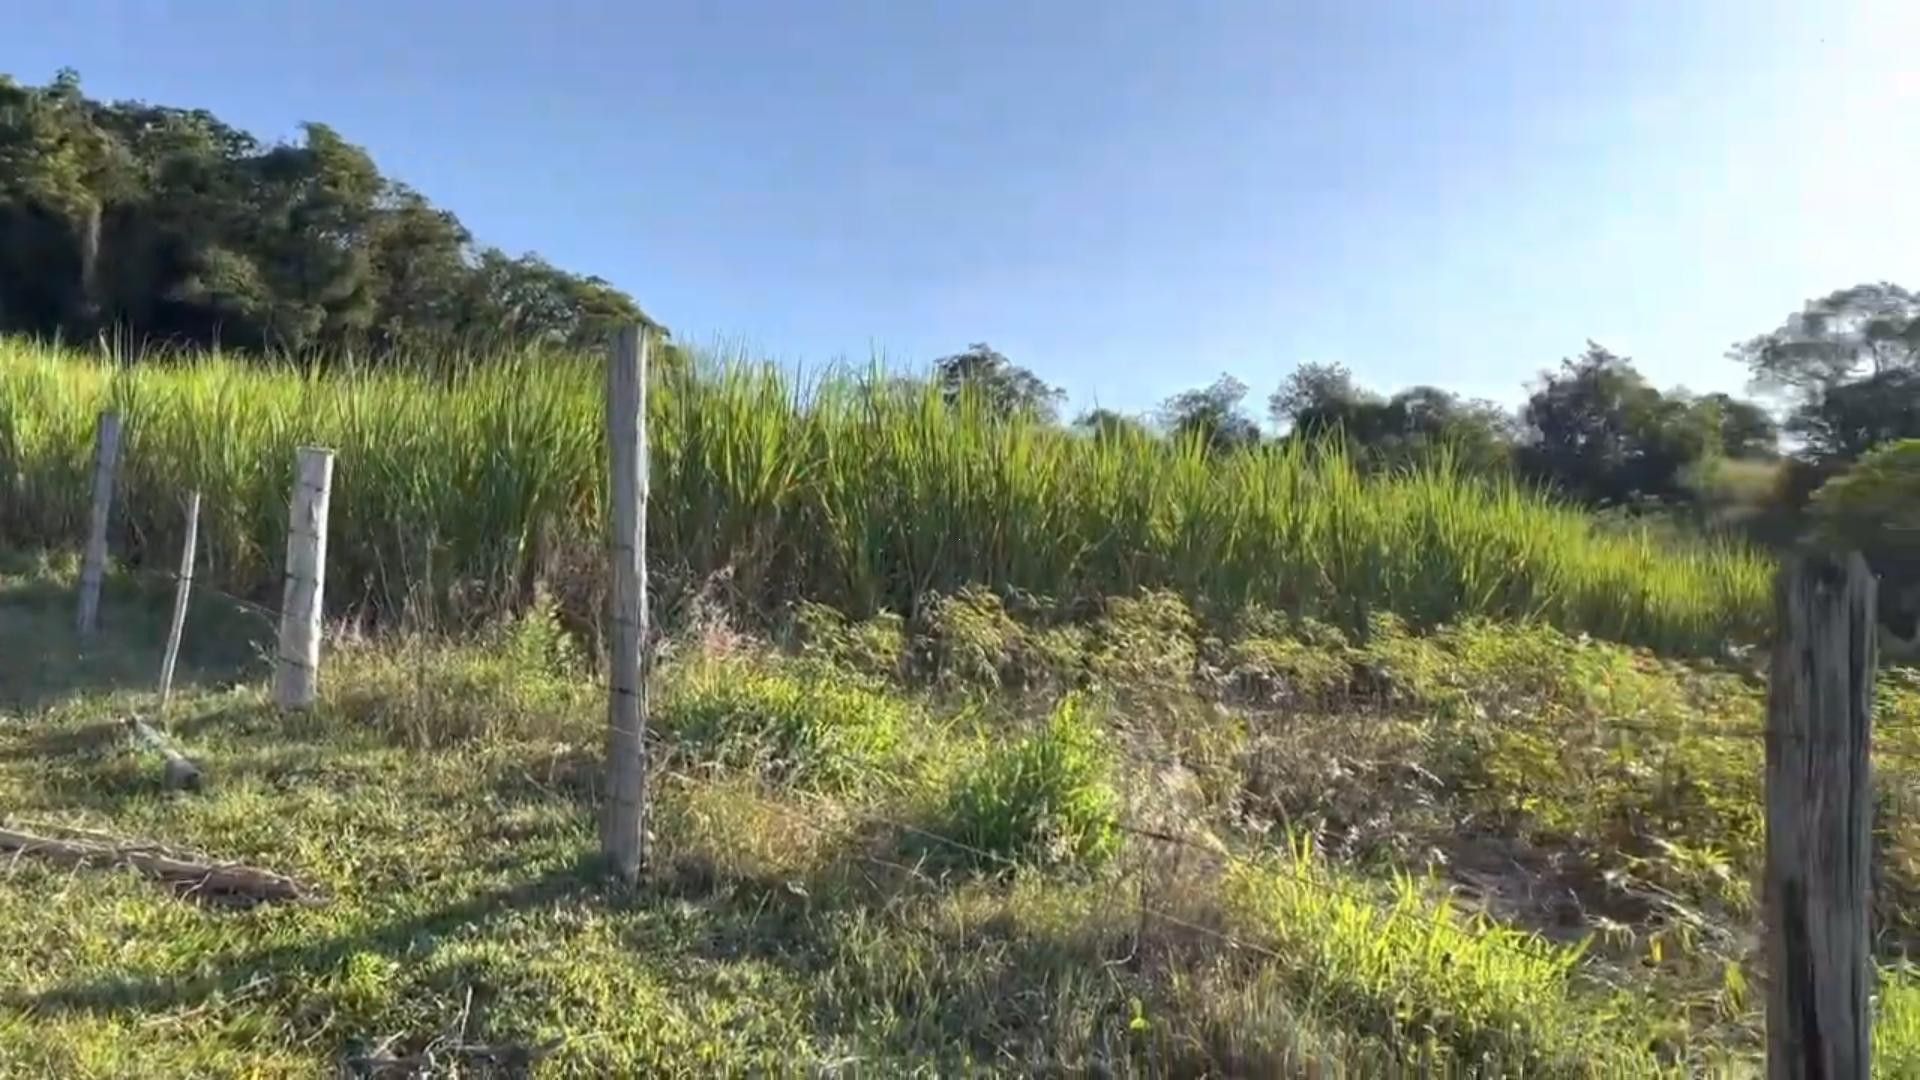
left=0, top=824, right=318, bottom=905
left=123, top=715, right=205, bottom=791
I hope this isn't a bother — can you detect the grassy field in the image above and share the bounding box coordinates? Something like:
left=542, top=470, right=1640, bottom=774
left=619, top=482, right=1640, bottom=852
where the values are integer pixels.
left=0, top=338, right=1770, bottom=654
left=3, top=553, right=1919, bottom=1076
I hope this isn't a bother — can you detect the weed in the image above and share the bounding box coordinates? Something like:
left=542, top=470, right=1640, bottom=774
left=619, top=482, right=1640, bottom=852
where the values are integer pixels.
left=939, top=693, right=1122, bottom=870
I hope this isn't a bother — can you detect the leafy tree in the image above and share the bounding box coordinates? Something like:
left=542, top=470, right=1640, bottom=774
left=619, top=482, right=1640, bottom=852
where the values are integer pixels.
left=1159, top=374, right=1260, bottom=453
left=1809, top=439, right=1920, bottom=634
left=1519, top=343, right=1717, bottom=506
left=1786, top=369, right=1920, bottom=462
left=0, top=70, right=653, bottom=360
left=1732, top=282, right=1920, bottom=462
left=1269, top=362, right=1375, bottom=433
left=1073, top=407, right=1149, bottom=442
left=932, top=343, right=1063, bottom=421
left=1695, top=392, right=1779, bottom=459
left=1732, top=282, right=1920, bottom=404
left=1269, top=363, right=1514, bottom=473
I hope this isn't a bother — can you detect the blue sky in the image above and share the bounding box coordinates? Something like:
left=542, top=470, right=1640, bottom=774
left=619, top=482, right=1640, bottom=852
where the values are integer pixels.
left=11, top=1, right=1918, bottom=418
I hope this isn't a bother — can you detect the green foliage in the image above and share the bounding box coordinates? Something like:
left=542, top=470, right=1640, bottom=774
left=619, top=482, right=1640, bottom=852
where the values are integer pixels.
left=1223, top=850, right=1653, bottom=1073
left=8, top=556, right=1920, bottom=1072
left=941, top=694, right=1121, bottom=869
left=1732, top=281, right=1920, bottom=406
left=1158, top=374, right=1262, bottom=453
left=917, top=587, right=1029, bottom=689
left=1733, top=282, right=1920, bottom=463
left=658, top=656, right=907, bottom=790
left=1273, top=365, right=1519, bottom=475
left=1881, top=969, right=1920, bottom=1077
left=1811, top=440, right=1920, bottom=584
left=1792, top=369, right=1920, bottom=462
left=793, top=600, right=908, bottom=680
left=1086, top=589, right=1200, bottom=686
left=1520, top=342, right=1730, bottom=507
left=0, top=71, right=650, bottom=357
left=0, top=338, right=1774, bottom=654
left=931, top=343, right=1063, bottom=422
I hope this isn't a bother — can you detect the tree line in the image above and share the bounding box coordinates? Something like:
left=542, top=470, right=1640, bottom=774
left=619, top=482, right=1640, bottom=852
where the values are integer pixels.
left=938, top=282, right=1920, bottom=514
left=0, top=70, right=653, bottom=356
left=935, top=283, right=1920, bottom=638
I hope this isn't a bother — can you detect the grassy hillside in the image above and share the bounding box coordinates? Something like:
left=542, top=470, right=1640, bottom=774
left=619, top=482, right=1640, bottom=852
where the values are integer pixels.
left=2, top=556, right=1918, bottom=1075
left=0, top=338, right=1769, bottom=654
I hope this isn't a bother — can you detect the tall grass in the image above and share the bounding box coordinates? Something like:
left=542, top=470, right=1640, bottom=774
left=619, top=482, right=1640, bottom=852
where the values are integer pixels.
left=0, top=337, right=1772, bottom=652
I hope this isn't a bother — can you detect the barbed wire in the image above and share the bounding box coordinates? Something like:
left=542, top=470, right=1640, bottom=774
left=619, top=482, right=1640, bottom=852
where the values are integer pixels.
left=123, top=563, right=280, bottom=625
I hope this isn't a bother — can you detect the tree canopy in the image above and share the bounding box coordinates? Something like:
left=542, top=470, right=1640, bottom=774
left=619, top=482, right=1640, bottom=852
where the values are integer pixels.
left=931, top=343, right=1064, bottom=421
left=1158, top=374, right=1261, bottom=453
left=0, top=70, right=654, bottom=359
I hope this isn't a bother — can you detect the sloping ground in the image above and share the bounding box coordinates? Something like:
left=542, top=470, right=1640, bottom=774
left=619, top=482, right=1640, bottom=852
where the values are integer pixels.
left=2, top=559, right=1917, bottom=1076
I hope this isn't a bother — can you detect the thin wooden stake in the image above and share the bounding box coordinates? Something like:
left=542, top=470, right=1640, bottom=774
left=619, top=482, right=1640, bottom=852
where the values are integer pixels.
left=274, top=448, right=333, bottom=710
left=1766, top=551, right=1875, bottom=1079
left=157, top=491, right=201, bottom=710
left=601, top=325, right=650, bottom=882
left=75, top=409, right=122, bottom=637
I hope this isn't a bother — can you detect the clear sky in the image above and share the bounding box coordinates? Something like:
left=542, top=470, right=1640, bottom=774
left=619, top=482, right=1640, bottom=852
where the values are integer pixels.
left=10, top=1, right=1919, bottom=418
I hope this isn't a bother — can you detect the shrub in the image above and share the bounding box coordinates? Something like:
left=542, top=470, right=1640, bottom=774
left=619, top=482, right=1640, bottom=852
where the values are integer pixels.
left=1810, top=440, right=1920, bottom=634
left=940, top=694, right=1121, bottom=870
left=1087, top=590, right=1199, bottom=687
left=793, top=600, right=908, bottom=681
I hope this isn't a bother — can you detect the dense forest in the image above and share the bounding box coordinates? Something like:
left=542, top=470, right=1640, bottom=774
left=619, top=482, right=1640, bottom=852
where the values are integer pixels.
left=0, top=70, right=653, bottom=356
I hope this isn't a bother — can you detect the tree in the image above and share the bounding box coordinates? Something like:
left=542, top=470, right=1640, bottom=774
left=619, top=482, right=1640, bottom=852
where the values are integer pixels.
left=1732, top=283, right=1920, bottom=462
left=1732, top=282, right=1920, bottom=405
left=1269, top=362, right=1375, bottom=434
left=1268, top=363, right=1514, bottom=474
left=1159, top=374, right=1261, bottom=453
left=1696, top=392, right=1780, bottom=459
left=1786, top=368, right=1920, bottom=462
left=1519, top=343, right=1716, bottom=506
left=1073, top=407, right=1149, bottom=442
left=1809, top=439, right=1920, bottom=635
left=0, top=70, right=653, bottom=360
left=931, top=343, right=1063, bottom=422
left=1375, top=387, right=1517, bottom=474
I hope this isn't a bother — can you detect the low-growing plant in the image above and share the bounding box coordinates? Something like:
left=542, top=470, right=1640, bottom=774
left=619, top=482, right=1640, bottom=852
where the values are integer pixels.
left=1221, top=843, right=1661, bottom=1073
left=939, top=693, right=1121, bottom=870
left=657, top=656, right=907, bottom=791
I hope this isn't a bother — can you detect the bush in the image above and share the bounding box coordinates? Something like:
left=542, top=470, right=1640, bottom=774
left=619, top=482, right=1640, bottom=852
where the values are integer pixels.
left=1811, top=440, right=1920, bottom=633
left=658, top=657, right=906, bottom=791
left=940, top=694, right=1121, bottom=870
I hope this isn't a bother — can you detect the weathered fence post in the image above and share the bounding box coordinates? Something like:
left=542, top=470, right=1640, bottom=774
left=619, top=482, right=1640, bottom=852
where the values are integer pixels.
left=75, top=410, right=122, bottom=637
left=273, top=448, right=334, bottom=710
left=601, top=325, right=650, bottom=883
left=157, top=491, right=201, bottom=710
left=1766, top=551, right=1876, bottom=1079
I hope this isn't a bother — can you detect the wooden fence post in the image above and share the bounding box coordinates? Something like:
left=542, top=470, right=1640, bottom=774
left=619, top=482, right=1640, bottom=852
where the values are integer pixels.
left=273, top=448, right=334, bottom=710
left=75, top=410, right=122, bottom=638
left=1766, top=551, right=1876, bottom=1079
left=601, top=325, right=650, bottom=883
left=157, top=491, right=200, bottom=710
